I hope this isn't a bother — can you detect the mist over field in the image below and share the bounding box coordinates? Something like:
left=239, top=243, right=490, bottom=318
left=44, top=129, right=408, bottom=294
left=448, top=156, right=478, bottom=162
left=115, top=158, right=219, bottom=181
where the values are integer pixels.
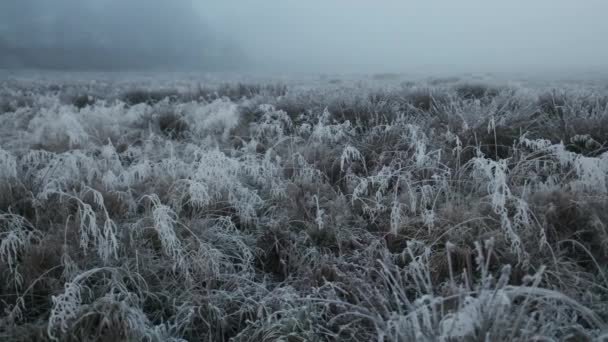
left=0, top=0, right=244, bottom=70
left=2, top=2, right=608, bottom=342
left=2, top=0, right=608, bottom=72
left=202, top=0, right=608, bottom=73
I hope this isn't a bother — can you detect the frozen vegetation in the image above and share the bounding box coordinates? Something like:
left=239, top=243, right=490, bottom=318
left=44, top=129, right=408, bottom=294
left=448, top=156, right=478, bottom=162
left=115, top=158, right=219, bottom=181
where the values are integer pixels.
left=1, top=72, right=608, bottom=341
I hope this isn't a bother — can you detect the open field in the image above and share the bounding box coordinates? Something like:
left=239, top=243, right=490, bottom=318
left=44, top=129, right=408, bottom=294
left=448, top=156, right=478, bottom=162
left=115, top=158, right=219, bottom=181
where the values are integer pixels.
left=1, top=72, right=608, bottom=341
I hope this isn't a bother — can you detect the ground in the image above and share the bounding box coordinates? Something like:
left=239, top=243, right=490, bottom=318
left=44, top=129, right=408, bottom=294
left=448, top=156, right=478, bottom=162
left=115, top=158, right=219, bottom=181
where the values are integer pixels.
left=1, top=71, right=608, bottom=341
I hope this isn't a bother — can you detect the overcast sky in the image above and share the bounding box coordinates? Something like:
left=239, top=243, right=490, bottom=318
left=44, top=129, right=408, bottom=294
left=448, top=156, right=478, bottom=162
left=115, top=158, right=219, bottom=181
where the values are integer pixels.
left=1, top=0, right=607, bottom=72
left=201, top=0, right=608, bottom=73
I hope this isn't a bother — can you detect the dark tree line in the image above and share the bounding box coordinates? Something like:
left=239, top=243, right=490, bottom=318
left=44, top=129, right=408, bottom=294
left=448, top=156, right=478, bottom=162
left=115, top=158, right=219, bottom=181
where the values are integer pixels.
left=0, top=0, right=247, bottom=70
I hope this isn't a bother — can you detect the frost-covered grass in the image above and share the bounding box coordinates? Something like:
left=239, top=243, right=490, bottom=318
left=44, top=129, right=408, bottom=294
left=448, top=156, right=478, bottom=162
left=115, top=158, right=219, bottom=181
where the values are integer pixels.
left=1, top=72, right=608, bottom=341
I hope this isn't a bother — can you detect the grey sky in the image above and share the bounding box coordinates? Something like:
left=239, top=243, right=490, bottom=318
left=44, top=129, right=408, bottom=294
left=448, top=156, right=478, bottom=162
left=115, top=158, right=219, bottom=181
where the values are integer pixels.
left=1, top=0, right=607, bottom=72
left=200, top=0, right=608, bottom=73
left=0, top=0, right=243, bottom=70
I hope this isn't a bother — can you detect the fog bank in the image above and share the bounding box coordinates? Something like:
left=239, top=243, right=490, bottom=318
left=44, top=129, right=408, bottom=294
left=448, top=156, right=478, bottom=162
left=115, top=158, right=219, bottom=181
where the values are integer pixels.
left=2, top=0, right=607, bottom=73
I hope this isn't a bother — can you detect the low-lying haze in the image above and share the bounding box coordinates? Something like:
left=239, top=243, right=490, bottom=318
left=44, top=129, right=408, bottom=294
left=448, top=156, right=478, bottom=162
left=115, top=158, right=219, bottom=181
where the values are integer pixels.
left=1, top=0, right=607, bottom=73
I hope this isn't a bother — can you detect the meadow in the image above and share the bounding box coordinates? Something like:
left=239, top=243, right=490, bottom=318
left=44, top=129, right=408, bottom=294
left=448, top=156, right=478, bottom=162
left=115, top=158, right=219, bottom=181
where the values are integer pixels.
left=1, top=72, right=608, bottom=341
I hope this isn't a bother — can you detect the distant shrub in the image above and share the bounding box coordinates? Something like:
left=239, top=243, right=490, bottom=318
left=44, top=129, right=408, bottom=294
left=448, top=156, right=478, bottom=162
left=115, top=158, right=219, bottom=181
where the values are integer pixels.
left=121, top=89, right=179, bottom=105
left=0, top=99, right=15, bottom=114
left=428, top=76, right=460, bottom=85
left=158, top=111, right=189, bottom=139
left=455, top=82, right=500, bottom=100
left=404, top=88, right=435, bottom=111
left=121, top=90, right=150, bottom=105
left=372, top=73, right=401, bottom=81
left=220, top=83, right=287, bottom=100
left=218, top=83, right=258, bottom=100
left=469, top=122, right=520, bottom=160
left=538, top=90, right=567, bottom=116
left=274, top=95, right=312, bottom=120
left=0, top=94, right=33, bottom=113
left=405, top=88, right=450, bottom=112
left=71, top=94, right=96, bottom=109
left=190, top=83, right=287, bottom=102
